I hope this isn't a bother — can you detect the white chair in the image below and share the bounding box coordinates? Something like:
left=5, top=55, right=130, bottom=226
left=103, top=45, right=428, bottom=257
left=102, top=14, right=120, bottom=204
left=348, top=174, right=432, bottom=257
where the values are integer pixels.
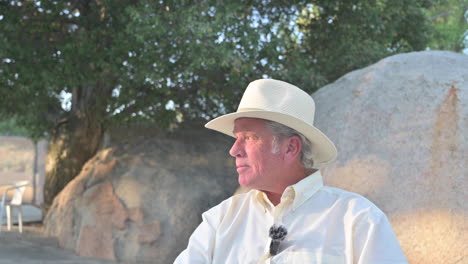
left=0, top=180, right=30, bottom=233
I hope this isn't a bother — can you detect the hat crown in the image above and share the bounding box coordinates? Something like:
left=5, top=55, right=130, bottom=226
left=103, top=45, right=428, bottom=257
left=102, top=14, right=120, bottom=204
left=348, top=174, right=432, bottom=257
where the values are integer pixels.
left=238, top=79, right=316, bottom=125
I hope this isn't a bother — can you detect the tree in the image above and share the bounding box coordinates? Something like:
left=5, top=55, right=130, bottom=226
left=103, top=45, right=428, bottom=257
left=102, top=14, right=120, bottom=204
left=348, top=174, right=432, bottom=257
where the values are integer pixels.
left=0, top=0, right=301, bottom=212
left=0, top=116, right=29, bottom=136
left=425, top=0, right=468, bottom=52
left=293, top=0, right=432, bottom=85
left=0, top=0, right=433, bottom=213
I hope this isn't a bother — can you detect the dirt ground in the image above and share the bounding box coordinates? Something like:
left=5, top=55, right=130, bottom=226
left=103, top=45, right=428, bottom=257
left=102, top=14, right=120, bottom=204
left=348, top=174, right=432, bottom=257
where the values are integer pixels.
left=0, top=223, right=118, bottom=264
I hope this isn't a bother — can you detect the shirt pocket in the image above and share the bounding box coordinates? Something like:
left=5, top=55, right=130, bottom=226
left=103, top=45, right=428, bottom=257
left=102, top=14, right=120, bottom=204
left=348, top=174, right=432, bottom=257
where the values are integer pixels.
left=272, top=251, right=346, bottom=264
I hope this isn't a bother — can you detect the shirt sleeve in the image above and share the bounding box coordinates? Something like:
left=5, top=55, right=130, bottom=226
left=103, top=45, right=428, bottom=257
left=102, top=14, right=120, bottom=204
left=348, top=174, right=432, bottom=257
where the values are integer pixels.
left=173, top=207, right=222, bottom=264
left=353, top=210, right=408, bottom=264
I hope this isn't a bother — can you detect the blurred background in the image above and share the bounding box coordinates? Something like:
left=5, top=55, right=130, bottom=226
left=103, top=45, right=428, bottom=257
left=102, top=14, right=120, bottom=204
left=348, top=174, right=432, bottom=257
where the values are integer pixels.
left=0, top=1, right=467, bottom=263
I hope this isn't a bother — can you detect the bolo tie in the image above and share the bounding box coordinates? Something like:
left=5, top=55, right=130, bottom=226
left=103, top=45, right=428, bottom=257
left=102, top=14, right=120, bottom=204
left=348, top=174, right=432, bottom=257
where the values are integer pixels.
left=268, top=224, right=288, bottom=255
left=257, top=193, right=293, bottom=263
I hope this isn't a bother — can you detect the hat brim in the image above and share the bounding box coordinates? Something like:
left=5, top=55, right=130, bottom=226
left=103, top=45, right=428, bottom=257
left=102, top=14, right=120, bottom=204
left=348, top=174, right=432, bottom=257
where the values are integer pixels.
left=205, top=110, right=337, bottom=166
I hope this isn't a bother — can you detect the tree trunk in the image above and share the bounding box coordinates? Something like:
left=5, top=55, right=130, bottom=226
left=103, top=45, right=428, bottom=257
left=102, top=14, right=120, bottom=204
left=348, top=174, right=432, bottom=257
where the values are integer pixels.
left=43, top=84, right=110, bottom=214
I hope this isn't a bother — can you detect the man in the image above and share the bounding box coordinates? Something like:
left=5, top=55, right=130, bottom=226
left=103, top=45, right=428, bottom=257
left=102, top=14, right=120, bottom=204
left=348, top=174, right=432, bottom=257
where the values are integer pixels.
left=174, top=79, right=407, bottom=263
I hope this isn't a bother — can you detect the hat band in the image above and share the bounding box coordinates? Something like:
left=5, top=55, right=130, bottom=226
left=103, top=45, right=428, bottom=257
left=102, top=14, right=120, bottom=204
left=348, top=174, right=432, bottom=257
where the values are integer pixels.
left=237, top=107, right=265, bottom=112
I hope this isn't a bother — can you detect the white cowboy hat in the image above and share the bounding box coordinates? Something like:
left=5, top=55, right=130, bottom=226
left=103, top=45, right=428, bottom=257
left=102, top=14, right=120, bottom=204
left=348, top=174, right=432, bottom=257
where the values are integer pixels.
left=205, top=79, right=337, bottom=166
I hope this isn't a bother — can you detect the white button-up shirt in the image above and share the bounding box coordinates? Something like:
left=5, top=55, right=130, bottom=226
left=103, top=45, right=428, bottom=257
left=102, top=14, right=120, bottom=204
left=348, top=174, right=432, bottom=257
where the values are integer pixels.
left=174, top=171, right=407, bottom=264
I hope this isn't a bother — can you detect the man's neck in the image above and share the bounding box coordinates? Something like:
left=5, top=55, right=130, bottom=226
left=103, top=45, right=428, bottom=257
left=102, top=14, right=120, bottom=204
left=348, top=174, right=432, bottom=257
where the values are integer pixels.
left=264, top=191, right=283, bottom=206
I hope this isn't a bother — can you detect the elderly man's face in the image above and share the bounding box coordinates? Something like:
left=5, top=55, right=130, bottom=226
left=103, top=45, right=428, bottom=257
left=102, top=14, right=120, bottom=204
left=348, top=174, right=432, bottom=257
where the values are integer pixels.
left=229, top=118, right=283, bottom=191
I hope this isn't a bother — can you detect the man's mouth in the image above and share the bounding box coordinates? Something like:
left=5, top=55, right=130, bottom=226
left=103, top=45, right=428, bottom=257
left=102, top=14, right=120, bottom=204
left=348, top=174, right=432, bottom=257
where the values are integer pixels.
left=236, top=164, right=249, bottom=172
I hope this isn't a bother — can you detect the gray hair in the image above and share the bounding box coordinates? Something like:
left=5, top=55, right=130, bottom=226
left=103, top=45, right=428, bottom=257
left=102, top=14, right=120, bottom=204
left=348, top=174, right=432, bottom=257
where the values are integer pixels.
left=265, top=120, right=315, bottom=172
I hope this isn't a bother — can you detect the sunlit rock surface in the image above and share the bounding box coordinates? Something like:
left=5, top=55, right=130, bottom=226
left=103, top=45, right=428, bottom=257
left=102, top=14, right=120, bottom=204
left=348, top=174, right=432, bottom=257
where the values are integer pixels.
left=313, top=51, right=467, bottom=264
left=44, top=126, right=237, bottom=263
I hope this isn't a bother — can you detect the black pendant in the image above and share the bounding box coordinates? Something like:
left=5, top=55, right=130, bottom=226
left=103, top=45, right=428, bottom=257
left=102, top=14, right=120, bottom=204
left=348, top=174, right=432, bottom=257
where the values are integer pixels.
left=269, top=224, right=287, bottom=256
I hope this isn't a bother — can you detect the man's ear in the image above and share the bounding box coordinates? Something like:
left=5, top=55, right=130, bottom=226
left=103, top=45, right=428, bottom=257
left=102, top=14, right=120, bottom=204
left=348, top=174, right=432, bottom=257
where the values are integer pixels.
left=284, top=136, right=302, bottom=161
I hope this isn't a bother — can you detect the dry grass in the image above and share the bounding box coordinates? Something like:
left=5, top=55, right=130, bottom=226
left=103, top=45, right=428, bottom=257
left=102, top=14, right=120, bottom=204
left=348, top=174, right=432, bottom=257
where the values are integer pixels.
left=0, top=136, right=34, bottom=174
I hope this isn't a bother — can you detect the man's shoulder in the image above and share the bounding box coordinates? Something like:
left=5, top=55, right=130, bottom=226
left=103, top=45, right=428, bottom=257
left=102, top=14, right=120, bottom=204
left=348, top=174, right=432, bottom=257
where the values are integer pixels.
left=319, top=185, right=368, bottom=199
left=205, top=189, right=256, bottom=214
left=200, top=190, right=257, bottom=226
left=318, top=186, right=385, bottom=216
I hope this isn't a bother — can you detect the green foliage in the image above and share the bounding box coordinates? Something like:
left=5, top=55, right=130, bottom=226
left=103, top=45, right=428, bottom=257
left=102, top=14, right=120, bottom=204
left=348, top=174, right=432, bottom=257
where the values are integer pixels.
left=0, top=0, right=301, bottom=137
left=296, top=0, right=432, bottom=83
left=0, top=0, right=435, bottom=139
left=425, top=0, right=468, bottom=52
left=0, top=116, right=30, bottom=136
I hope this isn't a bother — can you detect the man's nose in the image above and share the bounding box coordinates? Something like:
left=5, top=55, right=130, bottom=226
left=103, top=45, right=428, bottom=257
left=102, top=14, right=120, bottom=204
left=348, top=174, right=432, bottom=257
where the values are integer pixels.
left=229, top=139, right=244, bottom=157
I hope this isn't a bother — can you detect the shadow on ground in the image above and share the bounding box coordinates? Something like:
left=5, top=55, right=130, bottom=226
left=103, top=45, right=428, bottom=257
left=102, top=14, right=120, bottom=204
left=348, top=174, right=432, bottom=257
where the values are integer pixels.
left=0, top=224, right=117, bottom=264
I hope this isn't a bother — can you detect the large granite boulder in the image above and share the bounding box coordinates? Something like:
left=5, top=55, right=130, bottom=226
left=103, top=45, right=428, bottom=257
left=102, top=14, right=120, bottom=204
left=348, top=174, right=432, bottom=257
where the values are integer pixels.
left=44, top=125, right=238, bottom=263
left=313, top=51, right=467, bottom=264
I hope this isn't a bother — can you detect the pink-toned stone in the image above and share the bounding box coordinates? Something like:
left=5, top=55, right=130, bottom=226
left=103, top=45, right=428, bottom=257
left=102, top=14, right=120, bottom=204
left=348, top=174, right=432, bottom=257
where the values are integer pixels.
left=128, top=207, right=144, bottom=224
left=44, top=127, right=238, bottom=264
left=138, top=221, right=161, bottom=244
left=83, top=180, right=129, bottom=230
left=45, top=158, right=128, bottom=259
left=77, top=225, right=115, bottom=260
left=87, top=155, right=116, bottom=184
left=313, top=51, right=467, bottom=264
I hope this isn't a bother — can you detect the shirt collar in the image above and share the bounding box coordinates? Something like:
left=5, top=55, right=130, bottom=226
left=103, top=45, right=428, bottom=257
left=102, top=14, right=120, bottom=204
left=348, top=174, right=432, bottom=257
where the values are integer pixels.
left=255, top=170, right=324, bottom=211
left=288, top=170, right=323, bottom=210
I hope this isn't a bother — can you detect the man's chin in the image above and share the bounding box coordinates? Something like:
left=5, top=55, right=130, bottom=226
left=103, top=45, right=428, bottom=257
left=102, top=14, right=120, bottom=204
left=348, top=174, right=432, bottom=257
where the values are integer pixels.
left=238, top=175, right=253, bottom=189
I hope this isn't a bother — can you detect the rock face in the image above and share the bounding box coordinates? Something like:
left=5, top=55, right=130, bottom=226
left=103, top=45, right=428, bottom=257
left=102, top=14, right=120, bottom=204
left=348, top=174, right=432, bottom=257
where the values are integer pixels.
left=313, top=51, right=467, bottom=264
left=44, top=126, right=238, bottom=263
